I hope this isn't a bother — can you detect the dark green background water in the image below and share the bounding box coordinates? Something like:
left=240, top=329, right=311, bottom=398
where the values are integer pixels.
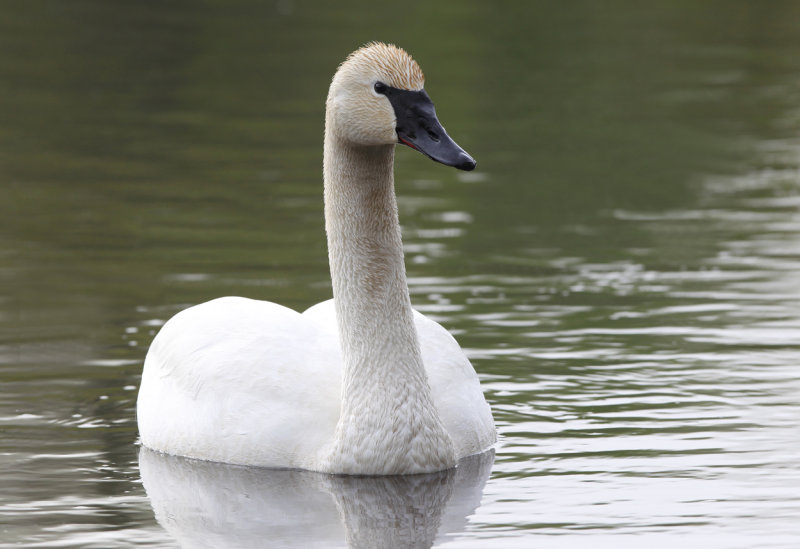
left=2, top=1, right=799, bottom=547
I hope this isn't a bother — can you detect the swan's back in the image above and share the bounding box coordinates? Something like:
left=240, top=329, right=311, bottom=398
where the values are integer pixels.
left=138, top=298, right=493, bottom=468
left=138, top=297, right=341, bottom=469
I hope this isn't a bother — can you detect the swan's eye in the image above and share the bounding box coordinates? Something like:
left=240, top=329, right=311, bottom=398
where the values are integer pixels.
left=374, top=81, right=387, bottom=95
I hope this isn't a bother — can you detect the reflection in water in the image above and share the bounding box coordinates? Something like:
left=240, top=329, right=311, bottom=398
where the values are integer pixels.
left=139, top=447, right=494, bottom=549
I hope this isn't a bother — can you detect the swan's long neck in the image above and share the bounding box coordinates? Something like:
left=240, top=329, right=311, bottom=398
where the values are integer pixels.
left=322, top=123, right=455, bottom=474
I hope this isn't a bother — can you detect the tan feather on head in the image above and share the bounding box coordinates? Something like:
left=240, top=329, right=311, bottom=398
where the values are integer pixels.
left=326, top=42, right=426, bottom=146
left=341, top=42, right=425, bottom=91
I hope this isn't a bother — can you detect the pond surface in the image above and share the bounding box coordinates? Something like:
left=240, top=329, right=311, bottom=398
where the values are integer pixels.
left=2, top=1, right=800, bottom=547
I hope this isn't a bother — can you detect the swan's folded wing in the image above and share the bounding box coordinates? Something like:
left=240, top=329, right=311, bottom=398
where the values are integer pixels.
left=137, top=296, right=341, bottom=469
left=414, top=310, right=496, bottom=458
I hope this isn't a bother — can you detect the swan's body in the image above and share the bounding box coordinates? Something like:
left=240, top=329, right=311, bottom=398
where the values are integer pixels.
left=137, top=43, right=495, bottom=475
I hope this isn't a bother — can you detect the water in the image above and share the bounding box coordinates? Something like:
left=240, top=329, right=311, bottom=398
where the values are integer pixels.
left=2, top=1, right=800, bottom=547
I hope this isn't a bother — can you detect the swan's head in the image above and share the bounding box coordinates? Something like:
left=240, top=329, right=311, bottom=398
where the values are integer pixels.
left=328, top=42, right=476, bottom=171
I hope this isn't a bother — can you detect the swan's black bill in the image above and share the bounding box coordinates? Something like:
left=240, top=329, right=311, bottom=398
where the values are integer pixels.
left=378, top=85, right=476, bottom=171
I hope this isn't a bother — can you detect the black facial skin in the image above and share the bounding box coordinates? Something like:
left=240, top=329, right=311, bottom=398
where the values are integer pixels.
left=374, top=81, right=476, bottom=171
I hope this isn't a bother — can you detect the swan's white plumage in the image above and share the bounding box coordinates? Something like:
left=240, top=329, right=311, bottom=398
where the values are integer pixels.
left=139, top=298, right=341, bottom=470
left=137, top=42, right=495, bottom=475
left=138, top=298, right=494, bottom=470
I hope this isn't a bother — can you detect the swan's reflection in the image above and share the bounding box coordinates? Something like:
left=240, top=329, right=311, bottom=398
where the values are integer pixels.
left=139, top=447, right=494, bottom=549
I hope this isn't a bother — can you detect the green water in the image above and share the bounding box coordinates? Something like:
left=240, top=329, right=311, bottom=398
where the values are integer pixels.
left=2, top=1, right=800, bottom=547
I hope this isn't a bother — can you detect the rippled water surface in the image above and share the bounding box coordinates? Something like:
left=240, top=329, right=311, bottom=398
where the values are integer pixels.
left=2, top=2, right=800, bottom=547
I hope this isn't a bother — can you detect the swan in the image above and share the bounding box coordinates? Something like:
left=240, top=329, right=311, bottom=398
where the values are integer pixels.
left=137, top=42, right=495, bottom=475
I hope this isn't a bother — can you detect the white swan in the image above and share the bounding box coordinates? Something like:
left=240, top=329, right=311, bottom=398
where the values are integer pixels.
left=137, top=42, right=495, bottom=475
